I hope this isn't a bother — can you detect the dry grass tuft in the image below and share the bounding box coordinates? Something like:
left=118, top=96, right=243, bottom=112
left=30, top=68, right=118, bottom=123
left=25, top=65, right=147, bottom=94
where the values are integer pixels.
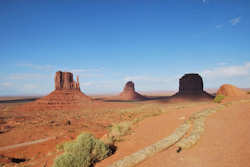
left=109, top=121, right=133, bottom=142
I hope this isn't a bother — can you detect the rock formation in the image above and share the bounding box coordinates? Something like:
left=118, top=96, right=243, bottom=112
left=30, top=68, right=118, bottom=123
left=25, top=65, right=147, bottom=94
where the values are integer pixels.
left=119, top=81, right=146, bottom=100
left=55, top=71, right=80, bottom=90
left=179, top=73, right=204, bottom=95
left=217, top=84, right=246, bottom=97
left=173, top=73, right=212, bottom=99
left=19, top=71, right=91, bottom=111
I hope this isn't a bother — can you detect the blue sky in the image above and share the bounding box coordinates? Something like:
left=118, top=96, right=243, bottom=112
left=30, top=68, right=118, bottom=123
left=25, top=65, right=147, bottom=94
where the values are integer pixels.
left=0, top=0, right=250, bottom=95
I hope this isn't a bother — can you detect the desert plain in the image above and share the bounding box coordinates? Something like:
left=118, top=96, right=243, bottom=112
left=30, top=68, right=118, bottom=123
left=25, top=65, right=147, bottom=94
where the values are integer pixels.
left=0, top=72, right=250, bottom=167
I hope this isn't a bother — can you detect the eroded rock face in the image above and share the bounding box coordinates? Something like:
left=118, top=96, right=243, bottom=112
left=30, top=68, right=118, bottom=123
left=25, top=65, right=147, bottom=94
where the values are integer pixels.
left=123, top=81, right=135, bottom=92
left=119, top=81, right=146, bottom=100
left=179, top=73, right=204, bottom=95
left=55, top=71, right=80, bottom=90
left=19, top=71, right=90, bottom=111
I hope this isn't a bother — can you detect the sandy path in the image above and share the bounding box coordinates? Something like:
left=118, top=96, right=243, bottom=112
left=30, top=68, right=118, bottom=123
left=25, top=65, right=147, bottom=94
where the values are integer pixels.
left=96, top=102, right=216, bottom=167
left=0, top=136, right=56, bottom=152
left=135, top=101, right=250, bottom=167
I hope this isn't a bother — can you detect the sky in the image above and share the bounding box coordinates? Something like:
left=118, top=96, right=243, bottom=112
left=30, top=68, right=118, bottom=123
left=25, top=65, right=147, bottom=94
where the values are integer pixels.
left=0, top=0, right=250, bottom=96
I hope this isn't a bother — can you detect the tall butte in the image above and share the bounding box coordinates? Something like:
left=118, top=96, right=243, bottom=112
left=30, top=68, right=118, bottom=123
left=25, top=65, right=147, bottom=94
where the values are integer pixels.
left=54, top=71, right=80, bottom=90
left=20, top=71, right=91, bottom=111
left=119, top=81, right=147, bottom=100
left=173, top=73, right=212, bottom=99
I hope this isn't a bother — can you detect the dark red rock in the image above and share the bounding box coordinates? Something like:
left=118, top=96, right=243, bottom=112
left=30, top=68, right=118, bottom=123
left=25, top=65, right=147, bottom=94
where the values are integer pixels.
left=173, top=73, right=213, bottom=99
left=179, top=73, right=203, bottom=95
left=119, top=81, right=146, bottom=100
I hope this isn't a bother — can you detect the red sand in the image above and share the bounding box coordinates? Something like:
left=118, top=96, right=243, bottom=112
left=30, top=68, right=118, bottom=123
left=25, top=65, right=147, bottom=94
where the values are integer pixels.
left=135, top=98, right=250, bottom=167
left=96, top=95, right=250, bottom=167
left=1, top=94, right=250, bottom=167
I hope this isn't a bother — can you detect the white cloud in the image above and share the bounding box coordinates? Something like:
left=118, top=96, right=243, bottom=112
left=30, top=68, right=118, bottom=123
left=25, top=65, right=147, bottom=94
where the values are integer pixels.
left=68, top=68, right=103, bottom=78
left=8, top=73, right=47, bottom=80
left=0, top=82, right=12, bottom=88
left=200, top=62, right=250, bottom=89
left=201, top=62, right=250, bottom=79
left=229, top=16, right=241, bottom=26
left=18, top=64, right=103, bottom=76
left=216, top=62, right=228, bottom=66
left=123, top=75, right=180, bottom=91
left=18, top=63, right=55, bottom=71
left=124, top=76, right=169, bottom=83
left=20, top=84, right=39, bottom=92
left=0, top=80, right=49, bottom=95
left=80, top=82, right=93, bottom=87
left=70, top=68, right=100, bottom=73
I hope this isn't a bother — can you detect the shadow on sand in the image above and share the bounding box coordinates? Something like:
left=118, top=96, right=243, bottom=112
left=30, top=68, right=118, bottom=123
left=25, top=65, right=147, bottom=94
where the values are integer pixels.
left=93, top=91, right=215, bottom=103
left=0, top=98, right=40, bottom=104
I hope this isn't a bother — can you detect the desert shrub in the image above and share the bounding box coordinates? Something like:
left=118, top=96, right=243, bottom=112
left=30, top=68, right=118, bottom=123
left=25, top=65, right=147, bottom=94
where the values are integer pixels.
left=56, top=143, right=65, bottom=151
left=248, top=91, right=250, bottom=94
left=53, top=133, right=111, bottom=167
left=53, top=152, right=91, bottom=167
left=109, top=121, right=132, bottom=141
left=214, top=94, right=225, bottom=103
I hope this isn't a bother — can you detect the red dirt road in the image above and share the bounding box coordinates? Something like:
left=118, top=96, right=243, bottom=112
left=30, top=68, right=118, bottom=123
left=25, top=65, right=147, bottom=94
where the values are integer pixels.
left=96, top=102, right=219, bottom=167
left=97, top=97, right=250, bottom=167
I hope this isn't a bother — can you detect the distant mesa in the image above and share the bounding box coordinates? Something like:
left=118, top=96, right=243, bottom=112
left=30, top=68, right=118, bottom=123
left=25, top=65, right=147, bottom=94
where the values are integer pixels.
left=179, top=73, right=204, bottom=95
left=216, top=84, right=246, bottom=97
left=20, top=71, right=91, bottom=111
left=173, top=73, right=212, bottom=99
left=119, top=81, right=147, bottom=100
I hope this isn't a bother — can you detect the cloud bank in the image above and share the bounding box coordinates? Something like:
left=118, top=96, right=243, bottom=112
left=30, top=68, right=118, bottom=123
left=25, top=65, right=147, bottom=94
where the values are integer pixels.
left=201, top=62, right=250, bottom=78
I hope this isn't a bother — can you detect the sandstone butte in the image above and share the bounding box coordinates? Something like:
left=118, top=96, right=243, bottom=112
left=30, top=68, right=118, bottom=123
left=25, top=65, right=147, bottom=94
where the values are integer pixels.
left=19, top=71, right=91, bottom=111
left=216, top=84, right=246, bottom=97
left=173, top=73, right=213, bottom=99
left=119, top=81, right=147, bottom=100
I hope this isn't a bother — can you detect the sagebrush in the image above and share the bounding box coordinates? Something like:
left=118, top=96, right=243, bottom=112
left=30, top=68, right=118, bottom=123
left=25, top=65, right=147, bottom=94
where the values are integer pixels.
left=53, top=133, right=111, bottom=167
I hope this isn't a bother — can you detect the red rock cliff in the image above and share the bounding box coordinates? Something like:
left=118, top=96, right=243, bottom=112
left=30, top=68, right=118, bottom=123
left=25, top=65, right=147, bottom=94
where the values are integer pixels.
left=55, top=71, right=80, bottom=90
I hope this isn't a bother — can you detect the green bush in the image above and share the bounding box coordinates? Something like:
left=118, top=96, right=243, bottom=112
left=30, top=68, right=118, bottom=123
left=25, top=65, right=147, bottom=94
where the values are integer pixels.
left=53, top=152, right=91, bottom=167
left=214, top=94, right=225, bottom=103
left=53, top=133, right=111, bottom=167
